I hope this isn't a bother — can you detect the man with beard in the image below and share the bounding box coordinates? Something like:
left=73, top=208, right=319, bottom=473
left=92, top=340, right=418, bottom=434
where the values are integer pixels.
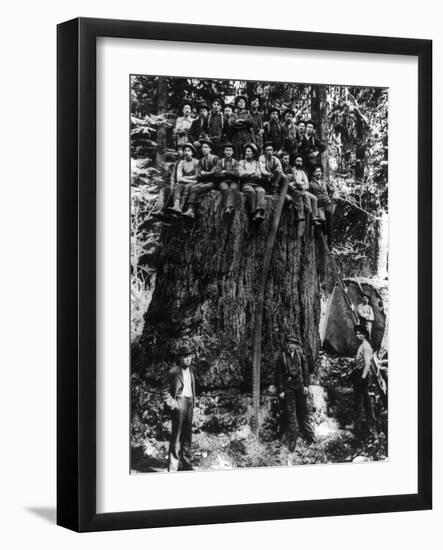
left=162, top=344, right=196, bottom=472
left=290, top=154, right=321, bottom=224
left=183, top=139, right=219, bottom=219
left=238, top=143, right=265, bottom=222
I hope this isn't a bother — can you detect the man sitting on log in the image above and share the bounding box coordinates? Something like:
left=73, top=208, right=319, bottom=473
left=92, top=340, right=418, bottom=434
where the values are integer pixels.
left=169, top=143, right=199, bottom=214
left=276, top=334, right=315, bottom=450
left=238, top=143, right=265, bottom=223
left=214, top=142, right=240, bottom=218
left=280, top=150, right=307, bottom=223
left=259, top=141, right=285, bottom=195
left=309, top=164, right=335, bottom=244
left=183, top=139, right=219, bottom=219
left=161, top=344, right=196, bottom=472
left=290, top=154, right=321, bottom=225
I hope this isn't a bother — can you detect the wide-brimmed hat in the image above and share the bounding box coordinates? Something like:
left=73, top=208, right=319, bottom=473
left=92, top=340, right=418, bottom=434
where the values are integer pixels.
left=234, top=95, right=249, bottom=108
left=269, top=106, right=280, bottom=115
left=197, top=101, right=209, bottom=111
left=243, top=142, right=258, bottom=156
left=182, top=142, right=197, bottom=154
left=263, top=141, right=275, bottom=150
left=199, top=138, right=213, bottom=149
left=176, top=343, right=193, bottom=356
left=354, top=324, right=369, bottom=339
left=223, top=142, right=234, bottom=151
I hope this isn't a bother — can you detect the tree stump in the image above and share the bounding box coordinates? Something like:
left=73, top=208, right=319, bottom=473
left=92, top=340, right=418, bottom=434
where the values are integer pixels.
left=139, top=190, right=322, bottom=390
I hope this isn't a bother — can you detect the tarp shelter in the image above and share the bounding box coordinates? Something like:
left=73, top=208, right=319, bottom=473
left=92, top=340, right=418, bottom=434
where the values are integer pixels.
left=322, top=280, right=386, bottom=356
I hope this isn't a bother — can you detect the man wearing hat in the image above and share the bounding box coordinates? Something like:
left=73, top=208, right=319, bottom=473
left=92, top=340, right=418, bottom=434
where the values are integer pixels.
left=231, top=95, right=254, bottom=160
left=214, top=142, right=240, bottom=217
left=299, top=120, right=326, bottom=170
left=169, top=143, right=199, bottom=214
left=250, top=95, right=264, bottom=152
left=259, top=141, right=285, bottom=195
left=238, top=143, right=265, bottom=222
left=275, top=334, right=315, bottom=450
left=281, top=108, right=299, bottom=157
left=203, top=96, right=229, bottom=155
left=188, top=101, right=209, bottom=148
left=263, top=107, right=284, bottom=152
left=161, top=343, right=196, bottom=472
left=183, top=139, right=219, bottom=219
left=349, top=325, right=376, bottom=430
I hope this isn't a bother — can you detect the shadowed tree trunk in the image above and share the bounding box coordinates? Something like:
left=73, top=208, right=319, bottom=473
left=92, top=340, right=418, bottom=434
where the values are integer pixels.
left=155, top=77, right=168, bottom=167
left=139, top=192, right=322, bottom=392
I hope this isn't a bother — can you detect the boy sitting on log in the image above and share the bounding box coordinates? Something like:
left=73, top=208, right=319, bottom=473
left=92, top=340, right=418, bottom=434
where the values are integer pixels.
left=183, top=139, right=219, bottom=219
left=238, top=143, right=265, bottom=223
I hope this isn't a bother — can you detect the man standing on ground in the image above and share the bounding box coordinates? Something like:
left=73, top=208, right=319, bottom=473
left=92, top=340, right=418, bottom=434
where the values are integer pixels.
left=350, top=325, right=376, bottom=431
left=162, top=344, right=196, bottom=472
left=276, top=334, right=315, bottom=451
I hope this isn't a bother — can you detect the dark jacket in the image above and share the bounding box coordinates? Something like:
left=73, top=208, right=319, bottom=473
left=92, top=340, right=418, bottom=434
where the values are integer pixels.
left=202, top=112, right=230, bottom=144
left=275, top=349, right=310, bottom=392
left=214, top=157, right=239, bottom=181
left=298, top=135, right=326, bottom=162
left=188, top=117, right=207, bottom=144
left=161, top=365, right=196, bottom=409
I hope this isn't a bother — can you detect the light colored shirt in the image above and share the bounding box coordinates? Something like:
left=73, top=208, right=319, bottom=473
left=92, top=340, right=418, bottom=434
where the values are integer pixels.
left=293, top=168, right=309, bottom=190
left=182, top=367, right=193, bottom=397
left=356, top=340, right=373, bottom=378
left=357, top=303, right=374, bottom=322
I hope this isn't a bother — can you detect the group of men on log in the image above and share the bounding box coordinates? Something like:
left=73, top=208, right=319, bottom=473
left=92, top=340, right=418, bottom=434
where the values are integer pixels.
left=156, top=94, right=335, bottom=243
left=154, top=95, right=377, bottom=471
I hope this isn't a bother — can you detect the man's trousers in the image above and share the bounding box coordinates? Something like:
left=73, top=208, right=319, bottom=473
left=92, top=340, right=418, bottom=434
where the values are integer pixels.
left=219, top=180, right=239, bottom=209
left=168, top=396, right=193, bottom=472
left=242, top=182, right=266, bottom=215
left=284, top=383, right=315, bottom=447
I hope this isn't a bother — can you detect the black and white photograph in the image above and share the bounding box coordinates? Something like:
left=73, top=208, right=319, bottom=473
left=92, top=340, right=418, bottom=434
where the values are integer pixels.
left=130, top=75, right=389, bottom=473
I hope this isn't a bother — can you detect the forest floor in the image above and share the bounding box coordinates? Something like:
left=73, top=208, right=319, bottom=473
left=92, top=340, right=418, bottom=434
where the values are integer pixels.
left=131, top=352, right=388, bottom=473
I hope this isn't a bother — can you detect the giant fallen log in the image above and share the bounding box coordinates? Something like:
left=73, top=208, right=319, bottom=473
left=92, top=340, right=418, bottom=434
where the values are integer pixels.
left=139, top=190, right=322, bottom=397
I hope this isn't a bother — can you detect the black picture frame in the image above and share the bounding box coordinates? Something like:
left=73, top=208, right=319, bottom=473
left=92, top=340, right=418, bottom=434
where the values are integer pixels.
left=57, top=17, right=432, bottom=532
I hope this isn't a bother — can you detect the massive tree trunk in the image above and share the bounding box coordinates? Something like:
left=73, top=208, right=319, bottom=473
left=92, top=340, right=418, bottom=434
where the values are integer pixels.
left=138, top=191, right=322, bottom=392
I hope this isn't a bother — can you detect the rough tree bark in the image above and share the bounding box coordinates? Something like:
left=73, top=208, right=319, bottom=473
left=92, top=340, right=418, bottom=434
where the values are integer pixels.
left=155, top=77, right=168, bottom=167
left=139, top=191, right=322, bottom=392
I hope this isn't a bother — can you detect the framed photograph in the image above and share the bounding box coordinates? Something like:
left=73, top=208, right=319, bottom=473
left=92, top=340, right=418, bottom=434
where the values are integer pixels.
left=57, top=17, right=432, bottom=532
